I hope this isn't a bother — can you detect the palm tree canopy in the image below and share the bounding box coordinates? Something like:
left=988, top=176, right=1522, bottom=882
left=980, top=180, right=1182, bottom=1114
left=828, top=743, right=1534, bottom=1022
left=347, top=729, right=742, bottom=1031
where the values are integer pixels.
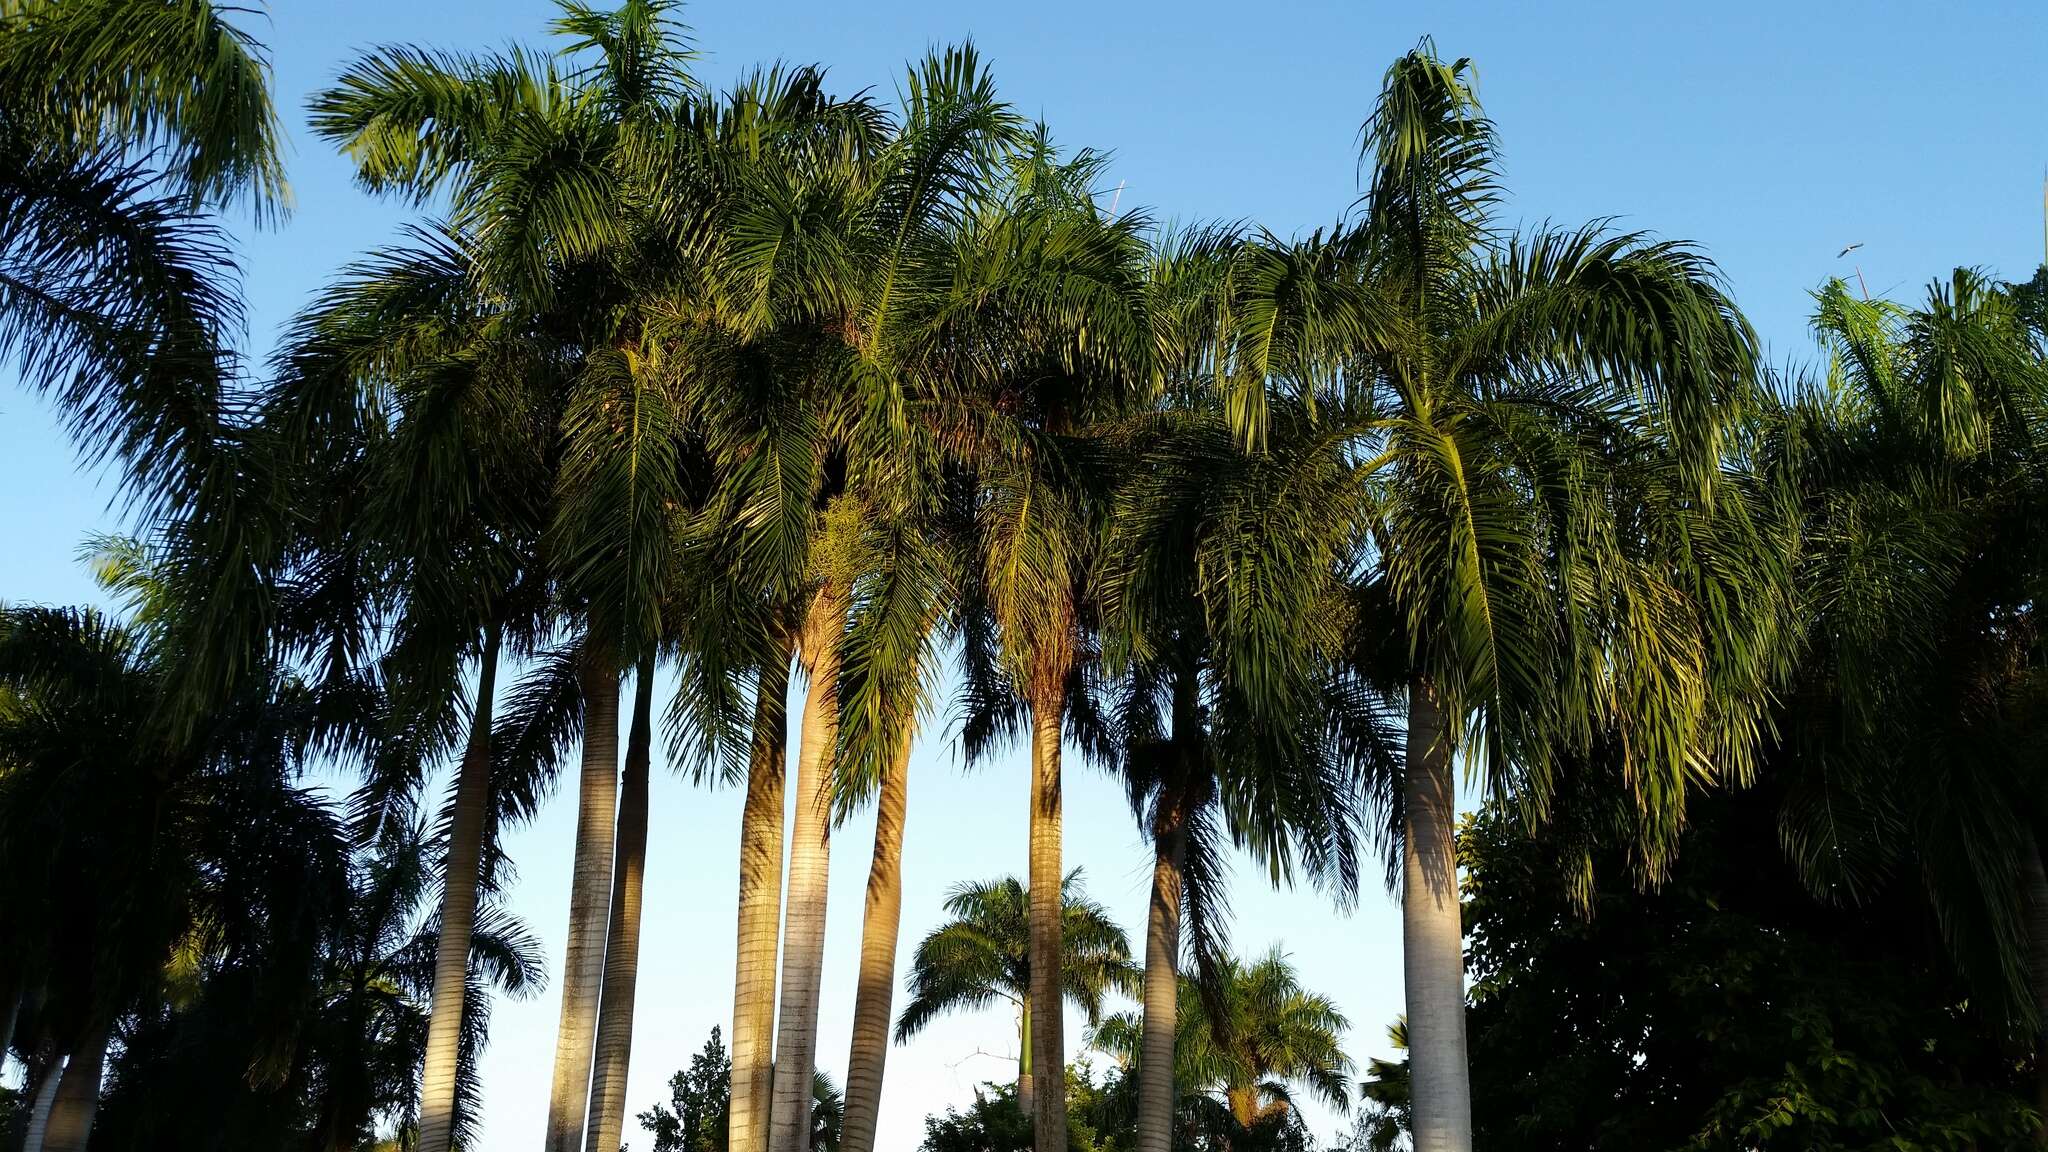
left=1092, top=948, right=1352, bottom=1121
left=894, top=870, right=1136, bottom=1043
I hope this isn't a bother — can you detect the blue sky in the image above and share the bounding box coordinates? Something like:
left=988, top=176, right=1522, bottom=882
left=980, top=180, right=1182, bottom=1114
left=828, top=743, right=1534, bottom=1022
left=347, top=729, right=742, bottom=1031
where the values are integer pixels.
left=4, top=0, right=2046, bottom=1147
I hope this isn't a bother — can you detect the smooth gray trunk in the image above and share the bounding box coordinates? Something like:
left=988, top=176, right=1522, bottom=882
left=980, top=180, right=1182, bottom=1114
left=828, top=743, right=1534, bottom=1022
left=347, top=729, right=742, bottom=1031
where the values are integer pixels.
left=418, top=626, right=501, bottom=1152
left=768, top=587, right=845, bottom=1152
left=840, top=723, right=914, bottom=1152
left=1136, top=812, right=1186, bottom=1152
left=730, top=652, right=791, bottom=1152
left=586, top=657, right=656, bottom=1152
left=544, top=653, right=620, bottom=1152
left=1401, top=681, right=1471, bottom=1152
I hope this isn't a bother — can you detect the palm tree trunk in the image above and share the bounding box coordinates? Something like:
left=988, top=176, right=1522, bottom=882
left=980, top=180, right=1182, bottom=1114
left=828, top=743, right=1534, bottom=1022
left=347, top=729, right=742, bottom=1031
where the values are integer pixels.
left=1027, top=695, right=1066, bottom=1152
left=20, top=1054, right=63, bottom=1152
left=586, top=656, right=656, bottom=1152
left=544, top=651, right=620, bottom=1152
left=418, top=625, right=502, bottom=1152
left=1402, top=680, right=1470, bottom=1152
left=1017, top=1000, right=1033, bottom=1116
left=40, top=1023, right=109, bottom=1152
left=769, top=585, right=846, bottom=1152
left=731, top=650, right=792, bottom=1152
left=2025, top=839, right=2048, bottom=1145
left=840, top=723, right=915, bottom=1152
left=1136, top=807, right=1187, bottom=1152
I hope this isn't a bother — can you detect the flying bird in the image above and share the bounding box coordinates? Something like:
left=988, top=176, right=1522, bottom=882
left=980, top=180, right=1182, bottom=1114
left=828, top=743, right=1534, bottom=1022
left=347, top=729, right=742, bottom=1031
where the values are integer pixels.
left=1838, top=242, right=1864, bottom=258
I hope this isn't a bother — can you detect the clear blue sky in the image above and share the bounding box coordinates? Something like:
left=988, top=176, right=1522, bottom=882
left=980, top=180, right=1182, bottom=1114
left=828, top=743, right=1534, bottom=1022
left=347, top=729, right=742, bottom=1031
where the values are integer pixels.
left=3, top=1, right=2045, bottom=1147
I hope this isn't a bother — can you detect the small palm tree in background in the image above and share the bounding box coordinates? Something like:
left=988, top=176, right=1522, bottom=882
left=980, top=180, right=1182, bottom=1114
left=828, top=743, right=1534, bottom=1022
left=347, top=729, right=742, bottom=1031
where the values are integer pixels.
left=897, top=873, right=1138, bottom=1105
left=1093, top=949, right=1352, bottom=1150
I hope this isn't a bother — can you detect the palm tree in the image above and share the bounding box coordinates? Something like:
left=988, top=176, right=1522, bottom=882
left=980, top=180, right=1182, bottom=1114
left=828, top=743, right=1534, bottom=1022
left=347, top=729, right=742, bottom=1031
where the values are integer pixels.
left=1093, top=223, right=1425, bottom=1151
left=0, top=0, right=293, bottom=717
left=1093, top=949, right=1352, bottom=1148
left=87, top=812, right=545, bottom=1151
left=1300, top=45, right=1771, bottom=1151
left=0, top=600, right=374, bottom=1152
left=896, top=872, right=1137, bottom=1107
left=1756, top=272, right=2048, bottom=1129
left=310, top=7, right=702, bottom=1147
left=255, top=220, right=560, bottom=1152
left=942, top=142, right=1156, bottom=1152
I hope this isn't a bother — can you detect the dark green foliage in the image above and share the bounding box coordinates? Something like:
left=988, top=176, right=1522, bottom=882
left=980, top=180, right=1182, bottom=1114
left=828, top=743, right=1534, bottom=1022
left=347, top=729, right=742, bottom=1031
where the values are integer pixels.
left=637, top=1028, right=843, bottom=1152
left=916, top=1064, right=1312, bottom=1152
left=641, top=1028, right=734, bottom=1152
left=1436, top=789, right=2037, bottom=1150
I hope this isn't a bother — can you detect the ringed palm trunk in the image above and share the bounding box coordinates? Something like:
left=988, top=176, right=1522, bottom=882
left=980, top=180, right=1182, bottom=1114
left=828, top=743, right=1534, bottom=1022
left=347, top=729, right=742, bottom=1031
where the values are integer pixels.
left=2025, top=840, right=2048, bottom=1144
left=544, top=651, right=621, bottom=1152
left=586, top=656, right=657, bottom=1152
left=1136, top=804, right=1188, bottom=1152
left=39, top=1022, right=109, bottom=1152
left=731, top=649, right=792, bottom=1152
left=840, top=723, right=915, bottom=1152
left=768, top=585, right=847, bottom=1152
left=1401, top=680, right=1471, bottom=1152
left=1027, top=689, right=1066, bottom=1152
left=418, top=625, right=502, bottom=1152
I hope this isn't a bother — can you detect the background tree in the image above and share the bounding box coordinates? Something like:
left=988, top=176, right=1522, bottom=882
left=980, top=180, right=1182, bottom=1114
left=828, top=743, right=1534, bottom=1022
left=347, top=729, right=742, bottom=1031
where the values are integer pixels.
left=897, top=873, right=1138, bottom=1109
left=1094, top=949, right=1351, bottom=1151
left=1452, top=789, right=2036, bottom=1150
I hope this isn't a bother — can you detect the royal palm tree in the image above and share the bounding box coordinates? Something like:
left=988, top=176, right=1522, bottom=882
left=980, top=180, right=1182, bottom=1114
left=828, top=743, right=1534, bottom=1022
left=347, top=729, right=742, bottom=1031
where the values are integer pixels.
left=896, top=873, right=1137, bottom=1108
left=941, top=141, right=1155, bottom=1152
left=256, top=219, right=560, bottom=1152
left=1098, top=376, right=1391, bottom=1152
left=311, top=6, right=702, bottom=1147
left=1297, top=45, right=1773, bottom=1152
left=1093, top=949, right=1351, bottom=1149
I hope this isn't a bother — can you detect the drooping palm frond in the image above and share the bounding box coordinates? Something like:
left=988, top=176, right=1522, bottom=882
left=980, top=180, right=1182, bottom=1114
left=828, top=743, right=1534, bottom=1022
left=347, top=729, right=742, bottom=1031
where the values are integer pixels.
left=0, top=0, right=289, bottom=220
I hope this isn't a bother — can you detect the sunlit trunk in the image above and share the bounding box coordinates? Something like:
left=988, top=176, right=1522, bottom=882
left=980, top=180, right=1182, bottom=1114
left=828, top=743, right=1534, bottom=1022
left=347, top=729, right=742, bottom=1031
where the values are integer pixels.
left=544, top=651, right=620, bottom=1152
left=1402, top=680, right=1471, bottom=1152
left=40, top=1023, right=109, bottom=1152
left=1136, top=804, right=1186, bottom=1152
left=586, top=656, right=656, bottom=1152
left=768, top=585, right=846, bottom=1152
left=418, top=625, right=501, bottom=1152
left=2025, top=839, right=2048, bottom=1145
left=731, top=650, right=791, bottom=1152
left=840, top=723, right=915, bottom=1152
left=1017, top=1000, right=1033, bottom=1116
left=1027, top=696, right=1066, bottom=1152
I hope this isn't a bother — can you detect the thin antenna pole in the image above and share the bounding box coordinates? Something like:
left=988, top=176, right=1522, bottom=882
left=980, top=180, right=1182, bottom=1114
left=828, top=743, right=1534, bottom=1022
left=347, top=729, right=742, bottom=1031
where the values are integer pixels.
left=1108, top=179, right=1125, bottom=215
